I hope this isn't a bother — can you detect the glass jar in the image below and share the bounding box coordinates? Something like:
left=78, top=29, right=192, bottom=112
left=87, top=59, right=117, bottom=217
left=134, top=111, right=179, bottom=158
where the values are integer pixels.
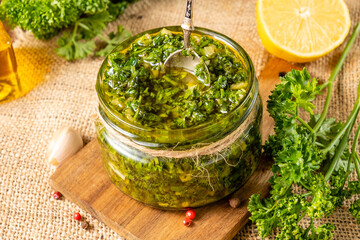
left=95, top=26, right=262, bottom=210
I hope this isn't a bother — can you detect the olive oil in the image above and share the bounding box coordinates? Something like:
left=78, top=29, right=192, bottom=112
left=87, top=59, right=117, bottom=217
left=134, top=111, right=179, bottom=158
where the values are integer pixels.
left=168, top=67, right=199, bottom=88
left=0, top=22, right=21, bottom=103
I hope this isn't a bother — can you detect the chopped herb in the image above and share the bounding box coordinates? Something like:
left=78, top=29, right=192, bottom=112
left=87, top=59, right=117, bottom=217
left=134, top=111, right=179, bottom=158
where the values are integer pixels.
left=102, top=29, right=249, bottom=129
left=248, top=23, right=360, bottom=239
left=96, top=28, right=263, bottom=209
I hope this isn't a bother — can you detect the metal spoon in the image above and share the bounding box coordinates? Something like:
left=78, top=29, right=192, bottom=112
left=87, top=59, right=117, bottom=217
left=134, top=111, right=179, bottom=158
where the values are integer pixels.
left=164, top=0, right=211, bottom=86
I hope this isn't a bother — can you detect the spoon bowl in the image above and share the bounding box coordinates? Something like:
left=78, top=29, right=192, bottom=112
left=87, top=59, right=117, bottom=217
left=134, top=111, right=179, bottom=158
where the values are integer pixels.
left=164, top=0, right=210, bottom=86
left=164, top=49, right=210, bottom=86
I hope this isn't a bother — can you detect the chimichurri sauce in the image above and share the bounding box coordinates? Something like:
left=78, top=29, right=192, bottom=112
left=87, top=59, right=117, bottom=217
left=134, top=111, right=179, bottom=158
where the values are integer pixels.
left=103, top=28, right=249, bottom=129
left=96, top=28, right=262, bottom=209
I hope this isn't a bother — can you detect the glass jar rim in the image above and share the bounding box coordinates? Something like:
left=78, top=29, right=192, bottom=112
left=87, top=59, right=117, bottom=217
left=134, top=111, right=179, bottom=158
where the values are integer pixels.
left=96, top=26, right=258, bottom=143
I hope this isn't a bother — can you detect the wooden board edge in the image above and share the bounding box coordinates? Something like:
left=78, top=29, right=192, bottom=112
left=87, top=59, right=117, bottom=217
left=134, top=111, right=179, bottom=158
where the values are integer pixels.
left=50, top=166, right=142, bottom=240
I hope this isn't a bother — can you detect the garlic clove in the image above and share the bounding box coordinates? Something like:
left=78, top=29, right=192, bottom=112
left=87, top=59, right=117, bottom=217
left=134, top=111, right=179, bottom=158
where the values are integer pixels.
left=46, top=126, right=83, bottom=166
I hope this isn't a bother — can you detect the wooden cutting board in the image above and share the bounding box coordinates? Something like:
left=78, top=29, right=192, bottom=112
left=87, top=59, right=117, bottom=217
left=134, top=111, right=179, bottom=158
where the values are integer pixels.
left=50, top=58, right=300, bottom=240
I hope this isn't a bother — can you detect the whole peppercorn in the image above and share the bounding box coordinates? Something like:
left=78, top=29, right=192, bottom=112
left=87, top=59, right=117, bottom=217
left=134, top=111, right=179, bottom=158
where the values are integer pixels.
left=185, top=209, right=196, bottom=220
left=53, top=191, right=61, bottom=200
left=229, top=197, right=241, bottom=208
left=81, top=221, right=89, bottom=230
left=278, top=71, right=286, bottom=77
left=183, top=218, right=191, bottom=226
left=73, top=212, right=82, bottom=221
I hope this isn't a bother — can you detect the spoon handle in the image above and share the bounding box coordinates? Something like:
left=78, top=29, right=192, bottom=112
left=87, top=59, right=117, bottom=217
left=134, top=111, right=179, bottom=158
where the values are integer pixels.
left=181, top=0, right=194, bottom=48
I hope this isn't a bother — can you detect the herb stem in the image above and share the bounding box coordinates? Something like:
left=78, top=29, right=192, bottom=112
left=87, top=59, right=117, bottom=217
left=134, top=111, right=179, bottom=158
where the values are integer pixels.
left=350, top=124, right=360, bottom=177
left=72, top=22, right=79, bottom=41
left=324, top=112, right=358, bottom=181
left=319, top=81, right=330, bottom=91
left=351, top=124, right=360, bottom=158
left=301, top=192, right=312, bottom=197
left=285, top=110, right=314, bottom=133
left=343, top=148, right=354, bottom=189
left=313, top=23, right=360, bottom=133
left=300, top=180, right=311, bottom=190
left=296, top=116, right=314, bottom=133
left=133, top=95, right=142, bottom=120
left=322, top=80, right=360, bottom=153
left=77, top=22, right=89, bottom=31
left=355, top=153, right=360, bottom=178
left=97, top=34, right=112, bottom=44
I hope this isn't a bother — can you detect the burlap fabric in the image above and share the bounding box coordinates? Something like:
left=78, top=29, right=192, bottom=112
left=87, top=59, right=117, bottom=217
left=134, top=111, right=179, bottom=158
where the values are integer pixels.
left=0, top=0, right=359, bottom=239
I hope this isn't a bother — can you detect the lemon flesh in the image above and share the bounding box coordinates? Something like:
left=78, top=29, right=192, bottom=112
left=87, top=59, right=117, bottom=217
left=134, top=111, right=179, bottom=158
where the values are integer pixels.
left=257, top=0, right=351, bottom=62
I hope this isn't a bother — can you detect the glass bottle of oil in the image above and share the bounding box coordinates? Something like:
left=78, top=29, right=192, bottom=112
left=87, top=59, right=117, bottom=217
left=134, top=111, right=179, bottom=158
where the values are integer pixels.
left=0, top=21, right=21, bottom=103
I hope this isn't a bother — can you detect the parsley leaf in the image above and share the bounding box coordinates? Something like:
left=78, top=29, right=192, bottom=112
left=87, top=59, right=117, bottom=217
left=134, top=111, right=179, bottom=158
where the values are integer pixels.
left=96, top=26, right=132, bottom=57
left=56, top=30, right=96, bottom=61
left=77, top=11, right=111, bottom=39
left=249, top=23, right=360, bottom=240
left=0, top=0, right=134, bottom=60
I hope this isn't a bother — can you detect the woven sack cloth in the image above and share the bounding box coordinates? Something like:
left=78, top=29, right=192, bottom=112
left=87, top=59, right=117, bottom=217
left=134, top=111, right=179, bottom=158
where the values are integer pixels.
left=0, top=0, right=359, bottom=239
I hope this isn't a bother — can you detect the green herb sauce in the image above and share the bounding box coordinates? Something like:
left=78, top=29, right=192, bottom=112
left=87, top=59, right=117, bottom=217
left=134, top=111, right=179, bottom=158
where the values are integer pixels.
left=96, top=99, right=261, bottom=209
left=96, top=28, right=262, bottom=209
left=103, top=28, right=249, bottom=129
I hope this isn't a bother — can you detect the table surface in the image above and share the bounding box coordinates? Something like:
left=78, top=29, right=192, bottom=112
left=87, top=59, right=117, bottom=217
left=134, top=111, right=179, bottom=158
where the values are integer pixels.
left=1, top=0, right=360, bottom=239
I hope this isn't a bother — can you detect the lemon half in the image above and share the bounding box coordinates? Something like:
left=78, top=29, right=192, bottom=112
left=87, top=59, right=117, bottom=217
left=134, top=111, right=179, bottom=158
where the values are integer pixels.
left=256, top=0, right=351, bottom=62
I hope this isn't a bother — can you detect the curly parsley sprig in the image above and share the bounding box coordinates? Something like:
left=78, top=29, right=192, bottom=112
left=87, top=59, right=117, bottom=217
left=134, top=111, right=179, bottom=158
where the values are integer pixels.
left=0, top=0, right=133, bottom=60
left=249, top=23, right=360, bottom=239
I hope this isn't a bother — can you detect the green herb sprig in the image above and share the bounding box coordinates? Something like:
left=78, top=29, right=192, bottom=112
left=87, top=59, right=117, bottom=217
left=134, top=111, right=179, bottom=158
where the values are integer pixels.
left=0, top=0, right=134, bottom=60
left=249, top=23, right=360, bottom=239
